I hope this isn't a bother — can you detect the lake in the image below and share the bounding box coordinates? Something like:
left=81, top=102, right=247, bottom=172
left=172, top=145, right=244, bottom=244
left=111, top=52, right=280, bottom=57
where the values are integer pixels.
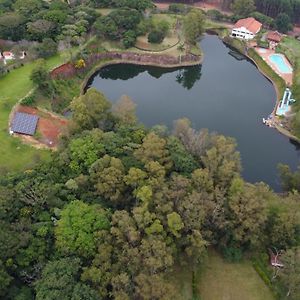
left=86, top=35, right=300, bottom=190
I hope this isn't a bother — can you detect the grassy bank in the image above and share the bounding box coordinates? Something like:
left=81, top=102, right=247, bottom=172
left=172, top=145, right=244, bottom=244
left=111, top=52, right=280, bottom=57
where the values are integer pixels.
left=277, top=37, right=300, bottom=112
left=198, top=251, right=274, bottom=300
left=0, top=54, right=67, bottom=173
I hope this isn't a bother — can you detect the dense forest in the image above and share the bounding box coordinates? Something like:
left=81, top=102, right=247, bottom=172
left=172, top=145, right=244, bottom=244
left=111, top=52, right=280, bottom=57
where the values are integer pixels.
left=156, top=0, right=300, bottom=23
left=0, top=88, right=299, bottom=299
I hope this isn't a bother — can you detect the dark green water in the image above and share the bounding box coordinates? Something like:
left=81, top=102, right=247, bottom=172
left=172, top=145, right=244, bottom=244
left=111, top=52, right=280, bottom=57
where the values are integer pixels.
left=86, top=35, right=300, bottom=190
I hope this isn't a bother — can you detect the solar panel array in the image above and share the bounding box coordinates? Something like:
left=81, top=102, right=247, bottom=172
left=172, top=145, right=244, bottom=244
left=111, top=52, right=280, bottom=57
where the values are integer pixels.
left=11, top=112, right=39, bottom=136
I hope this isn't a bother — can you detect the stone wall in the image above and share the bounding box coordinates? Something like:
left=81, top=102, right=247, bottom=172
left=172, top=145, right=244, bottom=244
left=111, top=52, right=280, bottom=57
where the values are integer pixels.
left=51, top=52, right=201, bottom=79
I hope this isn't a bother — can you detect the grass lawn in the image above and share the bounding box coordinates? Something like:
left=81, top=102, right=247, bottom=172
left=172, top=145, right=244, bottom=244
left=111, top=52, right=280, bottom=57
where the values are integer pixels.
left=168, top=264, right=193, bottom=300
left=0, top=54, right=68, bottom=173
left=198, top=250, right=274, bottom=300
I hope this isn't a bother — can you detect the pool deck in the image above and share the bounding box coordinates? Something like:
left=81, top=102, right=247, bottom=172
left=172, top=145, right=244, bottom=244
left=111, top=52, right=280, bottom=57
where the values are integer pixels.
left=255, top=48, right=293, bottom=86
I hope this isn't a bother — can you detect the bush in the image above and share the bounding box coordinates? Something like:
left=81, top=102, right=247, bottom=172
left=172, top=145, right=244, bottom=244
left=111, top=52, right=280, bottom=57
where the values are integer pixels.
left=207, top=9, right=224, bottom=21
left=169, top=3, right=186, bottom=14
left=250, top=12, right=274, bottom=28
left=252, top=262, right=272, bottom=288
left=223, top=247, right=243, bottom=262
left=21, top=95, right=35, bottom=106
left=123, top=30, right=137, bottom=48
left=257, top=40, right=269, bottom=48
left=148, top=30, right=165, bottom=44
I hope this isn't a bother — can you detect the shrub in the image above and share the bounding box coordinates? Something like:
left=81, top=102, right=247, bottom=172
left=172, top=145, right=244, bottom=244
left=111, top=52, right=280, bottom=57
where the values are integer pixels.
left=20, top=95, right=35, bottom=106
left=123, top=30, right=137, bottom=48
left=207, top=9, right=224, bottom=21
left=257, top=40, right=269, bottom=48
left=252, top=262, right=272, bottom=287
left=148, top=30, right=165, bottom=44
left=169, top=4, right=186, bottom=14
left=223, top=247, right=243, bottom=262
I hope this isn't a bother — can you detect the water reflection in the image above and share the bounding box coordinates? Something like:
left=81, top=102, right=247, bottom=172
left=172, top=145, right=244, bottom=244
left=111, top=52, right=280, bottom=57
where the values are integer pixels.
left=176, top=65, right=202, bottom=90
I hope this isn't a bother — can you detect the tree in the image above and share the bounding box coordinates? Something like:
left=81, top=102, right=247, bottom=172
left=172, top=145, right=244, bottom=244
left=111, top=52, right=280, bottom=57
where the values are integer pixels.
left=55, top=200, right=110, bottom=257
left=279, top=247, right=300, bottom=299
left=0, top=260, right=12, bottom=298
left=13, top=0, right=42, bottom=19
left=35, top=38, right=57, bottom=58
left=71, top=88, right=111, bottom=130
left=231, top=0, right=256, bottom=17
left=30, top=59, right=54, bottom=96
left=27, top=20, right=56, bottom=41
left=35, top=258, right=99, bottom=300
left=183, top=9, right=205, bottom=45
left=112, top=95, right=137, bottom=125
left=167, top=136, right=198, bottom=174
left=89, top=155, right=126, bottom=205
left=148, top=30, right=165, bottom=44
left=0, top=12, right=25, bottom=40
left=278, top=164, right=300, bottom=192
left=122, top=30, right=136, bottom=48
left=201, top=135, right=241, bottom=188
left=275, top=13, right=293, bottom=33
left=226, top=179, right=267, bottom=250
left=134, top=132, right=172, bottom=169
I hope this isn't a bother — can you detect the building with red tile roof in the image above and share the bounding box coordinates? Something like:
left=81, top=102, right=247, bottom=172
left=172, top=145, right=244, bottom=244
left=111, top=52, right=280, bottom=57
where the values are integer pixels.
left=231, top=17, right=262, bottom=40
left=267, top=31, right=282, bottom=43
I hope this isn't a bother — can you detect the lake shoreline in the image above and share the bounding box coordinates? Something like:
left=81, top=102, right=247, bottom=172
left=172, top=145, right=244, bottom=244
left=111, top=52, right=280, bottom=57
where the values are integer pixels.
left=222, top=36, right=300, bottom=144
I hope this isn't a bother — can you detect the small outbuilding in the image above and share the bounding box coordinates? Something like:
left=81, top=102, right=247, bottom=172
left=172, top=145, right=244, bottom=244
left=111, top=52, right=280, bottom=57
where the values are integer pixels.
left=267, top=31, right=282, bottom=49
left=11, top=112, right=39, bottom=136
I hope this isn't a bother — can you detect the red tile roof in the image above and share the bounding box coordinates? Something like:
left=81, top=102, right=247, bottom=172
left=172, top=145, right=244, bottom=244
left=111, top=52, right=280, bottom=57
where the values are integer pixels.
left=267, top=31, right=282, bottom=42
left=234, top=17, right=262, bottom=34
left=3, top=51, right=13, bottom=56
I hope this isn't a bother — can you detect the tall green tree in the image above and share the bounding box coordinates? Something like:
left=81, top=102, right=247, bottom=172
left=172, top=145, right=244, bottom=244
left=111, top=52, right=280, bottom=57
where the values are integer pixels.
left=35, top=258, right=99, bottom=300
left=231, top=0, right=256, bottom=16
left=71, top=88, right=111, bottom=130
left=279, top=247, right=300, bottom=299
left=183, top=9, right=205, bottom=45
left=55, top=200, right=110, bottom=257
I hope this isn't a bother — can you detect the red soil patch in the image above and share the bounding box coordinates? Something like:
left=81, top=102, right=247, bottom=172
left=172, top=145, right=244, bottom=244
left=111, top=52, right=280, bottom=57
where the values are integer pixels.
left=17, top=106, right=68, bottom=148
left=51, top=63, right=76, bottom=79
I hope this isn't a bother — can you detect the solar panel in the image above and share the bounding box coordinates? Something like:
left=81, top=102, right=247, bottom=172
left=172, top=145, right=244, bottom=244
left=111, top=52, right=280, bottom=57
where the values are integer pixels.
left=11, top=112, right=39, bottom=136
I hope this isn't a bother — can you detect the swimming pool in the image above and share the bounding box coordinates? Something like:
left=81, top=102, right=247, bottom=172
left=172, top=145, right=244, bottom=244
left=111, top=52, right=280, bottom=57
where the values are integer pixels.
left=269, top=54, right=293, bottom=74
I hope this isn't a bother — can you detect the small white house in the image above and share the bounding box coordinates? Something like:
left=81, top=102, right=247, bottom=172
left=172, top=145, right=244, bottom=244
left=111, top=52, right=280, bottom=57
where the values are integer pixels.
left=231, top=17, right=262, bottom=40
left=2, top=51, right=14, bottom=60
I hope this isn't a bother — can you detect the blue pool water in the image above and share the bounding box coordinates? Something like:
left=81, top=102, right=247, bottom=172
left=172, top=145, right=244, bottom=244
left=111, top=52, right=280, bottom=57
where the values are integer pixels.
left=269, top=54, right=292, bottom=73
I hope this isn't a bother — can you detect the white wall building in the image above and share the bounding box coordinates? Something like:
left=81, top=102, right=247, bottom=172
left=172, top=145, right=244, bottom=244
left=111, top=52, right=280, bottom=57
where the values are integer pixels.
left=231, top=17, right=262, bottom=40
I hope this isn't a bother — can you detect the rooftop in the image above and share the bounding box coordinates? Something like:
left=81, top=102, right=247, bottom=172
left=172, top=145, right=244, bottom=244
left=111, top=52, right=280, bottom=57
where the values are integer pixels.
left=234, top=17, right=262, bottom=34
left=267, top=31, right=282, bottom=43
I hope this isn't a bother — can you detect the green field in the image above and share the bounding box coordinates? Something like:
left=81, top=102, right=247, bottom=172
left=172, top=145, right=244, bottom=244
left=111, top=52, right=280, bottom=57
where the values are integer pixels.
left=198, top=251, right=274, bottom=300
left=0, top=54, right=67, bottom=172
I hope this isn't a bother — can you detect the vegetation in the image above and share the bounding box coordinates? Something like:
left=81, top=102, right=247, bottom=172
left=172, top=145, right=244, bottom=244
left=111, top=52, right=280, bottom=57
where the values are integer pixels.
left=198, top=251, right=274, bottom=300
left=0, top=1, right=300, bottom=300
left=247, top=48, right=286, bottom=97
left=0, top=87, right=299, bottom=299
left=0, top=53, right=68, bottom=172
left=231, top=0, right=256, bottom=17
left=276, top=37, right=300, bottom=137
left=183, top=9, right=205, bottom=45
